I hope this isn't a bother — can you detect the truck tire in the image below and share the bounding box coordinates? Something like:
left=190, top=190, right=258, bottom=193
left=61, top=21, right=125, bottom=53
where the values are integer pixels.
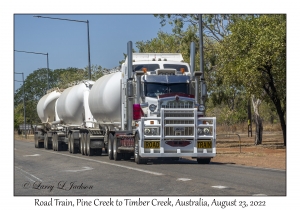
left=68, top=133, right=71, bottom=153
left=197, top=158, right=211, bottom=164
left=34, top=133, right=38, bottom=148
left=83, top=133, right=87, bottom=155
left=52, top=133, right=56, bottom=151
left=70, top=134, right=74, bottom=153
left=44, top=134, right=48, bottom=150
left=108, top=133, right=114, bottom=160
left=134, top=133, right=146, bottom=164
left=80, top=133, right=85, bottom=155
left=86, top=133, right=93, bottom=156
left=113, top=135, right=121, bottom=161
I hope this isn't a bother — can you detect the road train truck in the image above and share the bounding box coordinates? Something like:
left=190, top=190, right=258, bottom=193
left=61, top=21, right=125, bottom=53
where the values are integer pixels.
left=35, top=41, right=216, bottom=164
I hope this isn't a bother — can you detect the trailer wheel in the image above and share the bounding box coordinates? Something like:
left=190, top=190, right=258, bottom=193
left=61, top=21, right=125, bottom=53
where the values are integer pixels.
left=54, top=133, right=57, bottom=151
left=34, top=133, right=38, bottom=148
left=52, top=133, right=56, bottom=151
left=68, top=133, right=71, bottom=153
left=80, top=133, right=84, bottom=155
left=134, top=133, right=146, bottom=164
left=44, top=134, right=48, bottom=150
left=197, top=158, right=211, bottom=164
left=108, top=133, right=114, bottom=160
left=86, top=133, right=93, bottom=156
left=53, top=134, right=56, bottom=151
left=83, top=133, right=87, bottom=155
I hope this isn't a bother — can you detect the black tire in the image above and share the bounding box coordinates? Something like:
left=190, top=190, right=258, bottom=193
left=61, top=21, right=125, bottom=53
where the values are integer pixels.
left=44, top=134, right=48, bottom=150
left=134, top=133, right=146, bottom=164
left=57, top=138, right=62, bottom=151
left=80, top=133, right=84, bottom=155
left=83, top=133, right=87, bottom=155
left=70, top=134, right=74, bottom=154
left=197, top=158, right=211, bottom=164
left=113, top=135, right=121, bottom=161
left=86, top=133, right=92, bottom=156
left=68, top=133, right=71, bottom=153
left=53, top=133, right=57, bottom=151
left=108, top=133, right=114, bottom=160
left=34, top=133, right=38, bottom=148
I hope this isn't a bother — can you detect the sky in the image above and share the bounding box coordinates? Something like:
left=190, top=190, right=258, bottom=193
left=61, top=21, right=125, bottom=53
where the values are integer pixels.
left=14, top=14, right=174, bottom=90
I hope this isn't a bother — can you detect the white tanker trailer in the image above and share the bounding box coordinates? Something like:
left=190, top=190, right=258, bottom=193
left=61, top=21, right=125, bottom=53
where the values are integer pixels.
left=35, top=41, right=216, bottom=164
left=35, top=89, right=61, bottom=148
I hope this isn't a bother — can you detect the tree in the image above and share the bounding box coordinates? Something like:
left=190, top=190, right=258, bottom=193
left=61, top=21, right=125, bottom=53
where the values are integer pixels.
left=217, top=15, right=286, bottom=145
left=154, top=14, right=247, bottom=42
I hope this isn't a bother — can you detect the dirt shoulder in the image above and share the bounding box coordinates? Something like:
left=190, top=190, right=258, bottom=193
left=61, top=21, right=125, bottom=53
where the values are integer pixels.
left=14, top=132, right=286, bottom=170
left=213, top=132, right=286, bottom=170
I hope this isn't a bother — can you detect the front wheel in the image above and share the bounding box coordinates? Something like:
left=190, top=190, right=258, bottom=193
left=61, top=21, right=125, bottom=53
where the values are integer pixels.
left=44, top=134, right=48, bottom=150
left=197, top=158, right=211, bottom=164
left=113, top=135, right=121, bottom=161
left=108, top=133, right=114, bottom=160
left=134, top=133, right=146, bottom=164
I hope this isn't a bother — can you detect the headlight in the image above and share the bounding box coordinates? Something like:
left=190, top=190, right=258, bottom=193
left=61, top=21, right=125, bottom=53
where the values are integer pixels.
left=203, top=128, right=210, bottom=135
left=197, top=128, right=203, bottom=134
left=145, top=128, right=151, bottom=134
left=198, top=105, right=205, bottom=112
left=144, top=128, right=158, bottom=135
left=149, top=104, right=157, bottom=112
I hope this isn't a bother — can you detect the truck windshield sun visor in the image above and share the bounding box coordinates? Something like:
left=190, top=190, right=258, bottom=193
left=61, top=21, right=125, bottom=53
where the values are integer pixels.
left=145, top=83, right=189, bottom=98
left=133, top=64, right=160, bottom=72
left=163, top=64, right=188, bottom=72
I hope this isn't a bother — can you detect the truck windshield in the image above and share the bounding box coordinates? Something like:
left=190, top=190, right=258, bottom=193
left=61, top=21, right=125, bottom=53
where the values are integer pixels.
left=145, top=83, right=189, bottom=98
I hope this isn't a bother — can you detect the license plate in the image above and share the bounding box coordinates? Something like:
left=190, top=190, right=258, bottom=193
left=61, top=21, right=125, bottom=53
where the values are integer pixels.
left=197, top=141, right=212, bottom=148
left=144, top=141, right=160, bottom=149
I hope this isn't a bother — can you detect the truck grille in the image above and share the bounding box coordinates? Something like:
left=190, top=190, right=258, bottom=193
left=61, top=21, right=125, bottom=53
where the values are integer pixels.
left=162, top=101, right=195, bottom=136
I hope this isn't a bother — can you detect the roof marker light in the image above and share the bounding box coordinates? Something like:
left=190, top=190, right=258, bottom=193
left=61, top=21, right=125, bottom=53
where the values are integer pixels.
left=180, top=68, right=185, bottom=74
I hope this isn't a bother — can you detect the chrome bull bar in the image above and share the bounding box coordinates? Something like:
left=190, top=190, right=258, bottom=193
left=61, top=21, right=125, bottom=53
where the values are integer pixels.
left=140, top=108, right=216, bottom=158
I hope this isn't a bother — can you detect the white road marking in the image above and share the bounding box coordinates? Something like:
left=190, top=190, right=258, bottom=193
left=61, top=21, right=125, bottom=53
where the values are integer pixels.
left=64, top=166, right=93, bottom=172
left=44, top=150, right=164, bottom=176
left=23, top=154, right=40, bottom=157
left=177, top=178, right=191, bottom=181
left=253, top=194, right=267, bottom=196
left=15, top=166, right=43, bottom=182
left=212, top=185, right=228, bottom=189
left=24, top=175, right=36, bottom=182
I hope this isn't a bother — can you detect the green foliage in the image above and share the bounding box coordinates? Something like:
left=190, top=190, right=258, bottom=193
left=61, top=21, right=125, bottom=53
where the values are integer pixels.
left=217, top=14, right=286, bottom=144
left=218, top=15, right=286, bottom=100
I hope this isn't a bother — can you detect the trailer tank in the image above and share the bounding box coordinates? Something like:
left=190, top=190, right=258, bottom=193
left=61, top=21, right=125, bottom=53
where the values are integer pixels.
left=57, top=81, right=95, bottom=126
left=37, top=90, right=61, bottom=123
left=89, top=72, right=122, bottom=124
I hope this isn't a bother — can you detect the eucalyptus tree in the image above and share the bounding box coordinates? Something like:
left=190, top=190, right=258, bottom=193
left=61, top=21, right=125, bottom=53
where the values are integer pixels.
left=217, top=15, right=286, bottom=145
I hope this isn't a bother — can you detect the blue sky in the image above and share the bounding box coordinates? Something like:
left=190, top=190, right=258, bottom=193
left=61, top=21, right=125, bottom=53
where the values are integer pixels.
left=14, top=14, right=173, bottom=89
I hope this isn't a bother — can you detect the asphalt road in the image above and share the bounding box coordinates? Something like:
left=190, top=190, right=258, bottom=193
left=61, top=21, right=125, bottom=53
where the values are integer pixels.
left=14, top=140, right=286, bottom=196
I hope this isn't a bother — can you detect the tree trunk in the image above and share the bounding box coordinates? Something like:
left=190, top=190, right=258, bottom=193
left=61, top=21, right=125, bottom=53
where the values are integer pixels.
left=252, top=96, right=263, bottom=145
